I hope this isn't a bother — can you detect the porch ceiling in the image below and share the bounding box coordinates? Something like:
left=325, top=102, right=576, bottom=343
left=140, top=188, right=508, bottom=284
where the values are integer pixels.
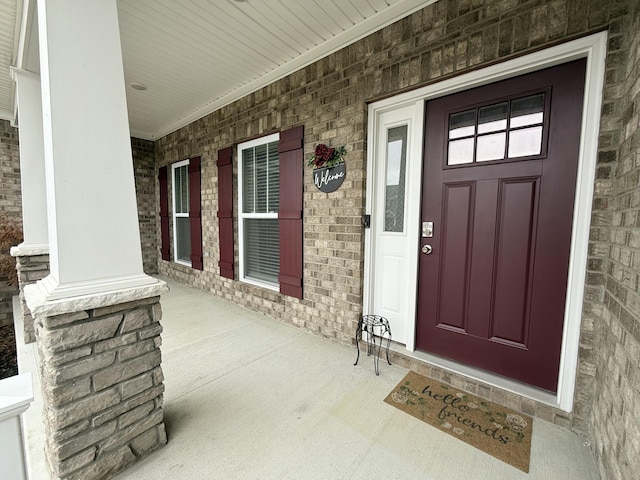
left=0, top=0, right=430, bottom=141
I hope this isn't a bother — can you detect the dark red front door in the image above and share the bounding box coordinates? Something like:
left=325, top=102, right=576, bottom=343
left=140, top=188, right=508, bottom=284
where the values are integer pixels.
left=416, top=59, right=586, bottom=392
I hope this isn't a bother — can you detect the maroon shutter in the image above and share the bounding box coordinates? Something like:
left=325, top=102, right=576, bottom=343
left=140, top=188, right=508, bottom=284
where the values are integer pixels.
left=217, top=147, right=235, bottom=279
left=189, top=157, right=203, bottom=270
left=278, top=126, right=304, bottom=299
left=158, top=166, right=170, bottom=261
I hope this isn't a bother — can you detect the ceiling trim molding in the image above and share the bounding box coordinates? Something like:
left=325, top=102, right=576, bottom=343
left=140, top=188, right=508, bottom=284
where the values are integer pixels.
left=14, top=0, right=34, bottom=71
left=144, top=0, right=436, bottom=140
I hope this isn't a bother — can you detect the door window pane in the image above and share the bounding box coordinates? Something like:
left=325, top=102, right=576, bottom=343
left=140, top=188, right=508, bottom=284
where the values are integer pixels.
left=508, top=126, right=543, bottom=157
left=510, top=94, right=544, bottom=128
left=477, top=133, right=506, bottom=162
left=478, top=103, right=508, bottom=134
left=445, top=92, right=546, bottom=166
left=448, top=138, right=474, bottom=165
left=384, top=125, right=408, bottom=232
left=449, top=110, right=476, bottom=139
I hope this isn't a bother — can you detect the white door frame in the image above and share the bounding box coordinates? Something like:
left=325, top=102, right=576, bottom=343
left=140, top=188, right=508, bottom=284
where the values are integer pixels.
left=363, top=32, right=607, bottom=412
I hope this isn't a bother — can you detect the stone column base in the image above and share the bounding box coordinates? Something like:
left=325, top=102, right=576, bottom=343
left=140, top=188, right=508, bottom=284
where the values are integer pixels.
left=26, top=281, right=168, bottom=480
left=11, top=247, right=50, bottom=344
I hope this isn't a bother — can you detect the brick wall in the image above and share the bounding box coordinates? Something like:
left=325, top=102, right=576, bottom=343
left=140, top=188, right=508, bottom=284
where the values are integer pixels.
left=153, top=0, right=636, bottom=475
left=0, top=119, right=23, bottom=326
left=0, top=119, right=22, bottom=224
left=131, top=138, right=158, bottom=274
left=589, top=1, right=640, bottom=479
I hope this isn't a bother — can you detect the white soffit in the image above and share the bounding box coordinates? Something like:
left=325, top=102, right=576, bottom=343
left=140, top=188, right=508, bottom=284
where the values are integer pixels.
left=118, top=0, right=433, bottom=140
left=2, top=1, right=433, bottom=139
left=0, top=0, right=20, bottom=121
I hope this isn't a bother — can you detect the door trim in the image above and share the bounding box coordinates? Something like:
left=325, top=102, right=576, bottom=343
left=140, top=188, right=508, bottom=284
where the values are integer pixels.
left=364, top=32, right=607, bottom=412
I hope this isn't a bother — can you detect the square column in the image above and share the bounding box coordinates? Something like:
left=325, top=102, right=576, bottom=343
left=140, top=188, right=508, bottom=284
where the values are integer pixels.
left=35, top=0, right=155, bottom=300
left=10, top=68, right=50, bottom=343
left=9, top=68, right=49, bottom=252
left=22, top=1, right=170, bottom=478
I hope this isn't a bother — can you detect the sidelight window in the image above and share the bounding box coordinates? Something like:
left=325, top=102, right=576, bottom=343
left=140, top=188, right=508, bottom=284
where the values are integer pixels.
left=384, top=125, right=408, bottom=232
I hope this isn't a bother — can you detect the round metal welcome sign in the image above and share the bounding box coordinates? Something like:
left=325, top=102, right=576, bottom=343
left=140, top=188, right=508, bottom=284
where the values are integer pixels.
left=312, top=162, right=346, bottom=193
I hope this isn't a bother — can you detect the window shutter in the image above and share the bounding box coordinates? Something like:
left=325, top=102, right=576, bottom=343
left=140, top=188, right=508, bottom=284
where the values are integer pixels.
left=189, top=157, right=203, bottom=270
left=217, top=147, right=235, bottom=279
left=158, top=166, right=170, bottom=261
left=278, top=126, right=304, bottom=299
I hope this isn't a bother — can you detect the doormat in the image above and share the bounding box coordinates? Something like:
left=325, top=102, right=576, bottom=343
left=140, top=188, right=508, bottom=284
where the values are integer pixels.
left=384, top=371, right=533, bottom=472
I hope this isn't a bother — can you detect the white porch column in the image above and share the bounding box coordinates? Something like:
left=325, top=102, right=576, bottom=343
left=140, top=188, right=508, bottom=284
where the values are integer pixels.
left=9, top=68, right=48, bottom=254
left=35, top=0, right=155, bottom=300
left=23, top=2, right=168, bottom=479
left=9, top=68, right=50, bottom=343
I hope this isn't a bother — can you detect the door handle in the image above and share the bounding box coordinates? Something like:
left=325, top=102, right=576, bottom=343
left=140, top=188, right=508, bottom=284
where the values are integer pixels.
left=421, top=244, right=433, bottom=255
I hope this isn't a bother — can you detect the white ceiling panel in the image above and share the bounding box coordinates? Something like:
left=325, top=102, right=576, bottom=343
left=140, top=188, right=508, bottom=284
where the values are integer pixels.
left=1, top=0, right=432, bottom=139
left=0, top=0, right=19, bottom=119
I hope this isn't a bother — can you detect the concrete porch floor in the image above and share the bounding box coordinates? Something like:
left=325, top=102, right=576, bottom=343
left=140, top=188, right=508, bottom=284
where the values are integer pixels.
left=16, top=276, right=600, bottom=480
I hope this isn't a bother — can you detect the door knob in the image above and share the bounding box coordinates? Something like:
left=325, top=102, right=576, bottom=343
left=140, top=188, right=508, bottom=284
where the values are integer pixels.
left=422, top=244, right=433, bottom=255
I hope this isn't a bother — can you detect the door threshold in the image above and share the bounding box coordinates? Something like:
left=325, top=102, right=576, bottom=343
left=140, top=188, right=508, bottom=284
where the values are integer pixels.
left=389, top=343, right=562, bottom=411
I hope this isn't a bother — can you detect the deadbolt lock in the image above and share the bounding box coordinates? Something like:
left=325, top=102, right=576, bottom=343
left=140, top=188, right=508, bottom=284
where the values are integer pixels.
left=422, top=221, right=433, bottom=238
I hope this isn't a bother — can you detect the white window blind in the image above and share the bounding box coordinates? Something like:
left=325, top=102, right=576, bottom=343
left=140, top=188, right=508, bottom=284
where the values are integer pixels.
left=238, top=133, right=280, bottom=288
left=172, top=160, right=191, bottom=265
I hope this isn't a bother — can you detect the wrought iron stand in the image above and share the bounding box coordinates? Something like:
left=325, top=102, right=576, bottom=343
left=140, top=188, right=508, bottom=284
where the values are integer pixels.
left=354, top=315, right=392, bottom=375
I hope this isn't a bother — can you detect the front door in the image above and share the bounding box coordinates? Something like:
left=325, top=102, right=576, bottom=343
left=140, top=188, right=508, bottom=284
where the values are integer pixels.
left=416, top=59, right=586, bottom=392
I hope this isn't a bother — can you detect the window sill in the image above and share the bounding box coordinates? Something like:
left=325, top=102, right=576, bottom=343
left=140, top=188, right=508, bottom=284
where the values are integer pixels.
left=240, top=277, right=279, bottom=293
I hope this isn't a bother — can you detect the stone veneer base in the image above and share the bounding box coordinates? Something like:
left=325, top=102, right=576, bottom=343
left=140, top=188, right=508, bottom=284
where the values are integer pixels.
left=11, top=247, right=50, bottom=344
left=25, top=281, right=169, bottom=479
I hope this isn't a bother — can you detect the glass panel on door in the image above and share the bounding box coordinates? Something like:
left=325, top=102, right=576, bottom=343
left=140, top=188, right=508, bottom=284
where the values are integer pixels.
left=384, top=125, right=408, bottom=232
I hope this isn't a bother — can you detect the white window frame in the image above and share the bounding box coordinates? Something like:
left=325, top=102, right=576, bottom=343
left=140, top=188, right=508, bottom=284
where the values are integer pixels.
left=237, top=132, right=280, bottom=291
left=172, top=159, right=191, bottom=267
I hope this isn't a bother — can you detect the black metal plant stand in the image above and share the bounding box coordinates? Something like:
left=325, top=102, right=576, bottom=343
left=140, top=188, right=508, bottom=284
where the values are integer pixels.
left=354, top=315, right=392, bottom=375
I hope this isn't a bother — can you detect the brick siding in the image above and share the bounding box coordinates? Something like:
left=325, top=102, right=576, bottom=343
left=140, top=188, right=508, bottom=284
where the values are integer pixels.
left=131, top=138, right=158, bottom=274
left=0, top=119, right=23, bottom=326
left=589, top=1, right=640, bottom=479
left=0, top=119, right=22, bottom=224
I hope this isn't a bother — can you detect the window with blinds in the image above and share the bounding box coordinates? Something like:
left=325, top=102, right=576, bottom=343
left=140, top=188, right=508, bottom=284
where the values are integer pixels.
left=238, top=133, right=280, bottom=288
left=172, top=160, right=192, bottom=265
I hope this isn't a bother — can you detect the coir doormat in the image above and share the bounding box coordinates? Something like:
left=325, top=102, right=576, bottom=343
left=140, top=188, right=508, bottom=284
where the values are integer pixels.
left=384, top=371, right=533, bottom=472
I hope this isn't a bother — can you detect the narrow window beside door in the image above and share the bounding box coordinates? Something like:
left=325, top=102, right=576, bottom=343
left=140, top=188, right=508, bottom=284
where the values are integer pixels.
left=384, top=125, right=408, bottom=232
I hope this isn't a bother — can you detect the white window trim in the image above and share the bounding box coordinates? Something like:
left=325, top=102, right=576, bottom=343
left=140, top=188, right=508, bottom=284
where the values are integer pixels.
left=171, top=159, right=191, bottom=267
left=237, top=133, right=280, bottom=291
left=365, top=32, right=607, bottom=412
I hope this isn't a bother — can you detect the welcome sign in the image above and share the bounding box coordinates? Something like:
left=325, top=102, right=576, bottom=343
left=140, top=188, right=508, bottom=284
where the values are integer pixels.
left=312, top=163, right=346, bottom=193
